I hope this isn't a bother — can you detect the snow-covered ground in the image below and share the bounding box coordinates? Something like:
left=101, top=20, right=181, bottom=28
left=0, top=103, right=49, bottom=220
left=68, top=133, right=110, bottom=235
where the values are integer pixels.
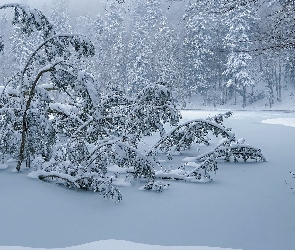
left=0, top=240, right=241, bottom=250
left=1, top=110, right=295, bottom=250
left=261, top=117, right=295, bottom=128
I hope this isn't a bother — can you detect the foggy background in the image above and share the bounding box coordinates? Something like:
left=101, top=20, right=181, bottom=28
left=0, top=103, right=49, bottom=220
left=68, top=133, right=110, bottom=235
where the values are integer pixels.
left=0, top=0, right=112, bottom=17
left=0, top=0, right=186, bottom=22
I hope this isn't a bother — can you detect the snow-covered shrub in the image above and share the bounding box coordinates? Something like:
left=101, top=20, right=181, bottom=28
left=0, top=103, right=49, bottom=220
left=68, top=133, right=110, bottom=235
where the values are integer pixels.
left=29, top=139, right=157, bottom=202
left=29, top=139, right=158, bottom=202
left=150, top=111, right=265, bottom=164
left=195, top=138, right=266, bottom=163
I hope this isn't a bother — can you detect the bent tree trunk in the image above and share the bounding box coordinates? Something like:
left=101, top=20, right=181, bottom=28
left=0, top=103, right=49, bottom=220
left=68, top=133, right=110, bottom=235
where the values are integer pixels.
left=16, top=65, right=58, bottom=171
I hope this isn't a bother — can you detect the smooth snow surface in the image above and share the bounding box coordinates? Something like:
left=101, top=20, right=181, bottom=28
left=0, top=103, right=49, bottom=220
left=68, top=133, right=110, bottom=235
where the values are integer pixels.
left=1, top=110, right=295, bottom=250
left=0, top=240, right=241, bottom=250
left=0, top=163, right=8, bottom=169
left=261, top=117, right=295, bottom=128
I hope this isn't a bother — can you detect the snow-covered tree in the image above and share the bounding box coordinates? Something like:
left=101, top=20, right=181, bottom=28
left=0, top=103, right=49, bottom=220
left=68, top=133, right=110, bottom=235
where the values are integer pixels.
left=150, top=111, right=266, bottom=182
left=0, top=3, right=269, bottom=203
left=9, top=19, right=43, bottom=74
left=0, top=13, right=9, bottom=84
left=183, top=0, right=215, bottom=100
left=127, top=0, right=165, bottom=94
left=223, top=6, right=255, bottom=107
left=153, top=14, right=179, bottom=86
left=50, top=0, right=72, bottom=34
left=100, top=2, right=128, bottom=90
left=125, top=82, right=181, bottom=145
left=0, top=4, right=95, bottom=169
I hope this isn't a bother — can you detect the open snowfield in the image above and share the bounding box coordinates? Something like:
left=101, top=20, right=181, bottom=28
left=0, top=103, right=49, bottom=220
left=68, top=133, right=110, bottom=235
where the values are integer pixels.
left=1, top=110, right=295, bottom=250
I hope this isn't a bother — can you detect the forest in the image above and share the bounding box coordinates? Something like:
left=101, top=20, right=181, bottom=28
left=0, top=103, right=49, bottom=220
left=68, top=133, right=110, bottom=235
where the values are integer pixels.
left=1, top=0, right=295, bottom=109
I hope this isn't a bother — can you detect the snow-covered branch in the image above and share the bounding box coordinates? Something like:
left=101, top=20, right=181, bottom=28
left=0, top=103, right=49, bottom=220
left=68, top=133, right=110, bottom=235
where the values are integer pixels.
left=20, top=34, right=95, bottom=87
left=150, top=119, right=235, bottom=156
left=194, top=139, right=266, bottom=163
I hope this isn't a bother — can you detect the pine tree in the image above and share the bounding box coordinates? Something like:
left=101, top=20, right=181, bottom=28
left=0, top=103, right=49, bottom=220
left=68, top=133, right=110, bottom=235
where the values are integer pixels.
left=50, top=0, right=72, bottom=34
left=127, top=0, right=164, bottom=94
left=0, top=13, right=9, bottom=84
left=153, top=15, right=179, bottom=92
left=100, top=2, right=128, bottom=90
left=183, top=0, right=214, bottom=102
left=223, top=6, right=255, bottom=107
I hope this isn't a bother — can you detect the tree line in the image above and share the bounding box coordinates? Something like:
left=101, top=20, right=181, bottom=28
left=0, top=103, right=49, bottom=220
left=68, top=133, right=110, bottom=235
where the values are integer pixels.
left=1, top=0, right=295, bottom=108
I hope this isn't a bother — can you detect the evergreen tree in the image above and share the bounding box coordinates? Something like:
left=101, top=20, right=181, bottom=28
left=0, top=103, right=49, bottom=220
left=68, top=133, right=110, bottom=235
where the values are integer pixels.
left=50, top=0, right=72, bottom=34
left=223, top=6, right=255, bottom=107
left=153, top=14, right=179, bottom=92
left=0, top=13, right=9, bottom=84
left=100, top=2, right=128, bottom=91
left=183, top=0, right=214, bottom=102
left=127, top=0, right=164, bottom=94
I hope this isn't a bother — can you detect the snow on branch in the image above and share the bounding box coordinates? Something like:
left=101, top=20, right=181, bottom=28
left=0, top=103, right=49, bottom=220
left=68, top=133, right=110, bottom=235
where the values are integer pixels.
left=193, top=139, right=266, bottom=163
left=205, top=111, right=233, bottom=126
left=149, top=119, right=235, bottom=156
left=21, top=34, right=95, bottom=85
left=155, top=156, right=218, bottom=182
left=28, top=139, right=159, bottom=202
left=86, top=140, right=156, bottom=180
left=29, top=162, right=122, bottom=202
left=0, top=3, right=54, bottom=39
left=126, top=82, right=181, bottom=142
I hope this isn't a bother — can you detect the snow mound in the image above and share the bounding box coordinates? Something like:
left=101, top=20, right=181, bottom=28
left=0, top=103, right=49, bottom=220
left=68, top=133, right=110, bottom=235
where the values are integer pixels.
left=0, top=240, right=243, bottom=250
left=261, top=118, right=295, bottom=128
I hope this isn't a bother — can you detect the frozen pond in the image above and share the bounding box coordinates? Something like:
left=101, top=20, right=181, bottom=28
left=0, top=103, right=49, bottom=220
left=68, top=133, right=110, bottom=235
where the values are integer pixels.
left=0, top=110, right=295, bottom=250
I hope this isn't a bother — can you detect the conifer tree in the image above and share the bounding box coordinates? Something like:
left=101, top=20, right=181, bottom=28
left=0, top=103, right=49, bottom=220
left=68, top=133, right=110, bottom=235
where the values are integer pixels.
left=223, top=6, right=256, bottom=107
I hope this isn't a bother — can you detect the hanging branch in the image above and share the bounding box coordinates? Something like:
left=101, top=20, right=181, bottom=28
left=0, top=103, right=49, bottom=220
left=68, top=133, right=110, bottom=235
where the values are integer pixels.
left=0, top=3, right=54, bottom=39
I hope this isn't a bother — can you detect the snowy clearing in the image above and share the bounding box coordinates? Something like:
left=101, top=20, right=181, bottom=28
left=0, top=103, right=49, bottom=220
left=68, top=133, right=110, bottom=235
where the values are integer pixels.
left=0, top=111, right=295, bottom=250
